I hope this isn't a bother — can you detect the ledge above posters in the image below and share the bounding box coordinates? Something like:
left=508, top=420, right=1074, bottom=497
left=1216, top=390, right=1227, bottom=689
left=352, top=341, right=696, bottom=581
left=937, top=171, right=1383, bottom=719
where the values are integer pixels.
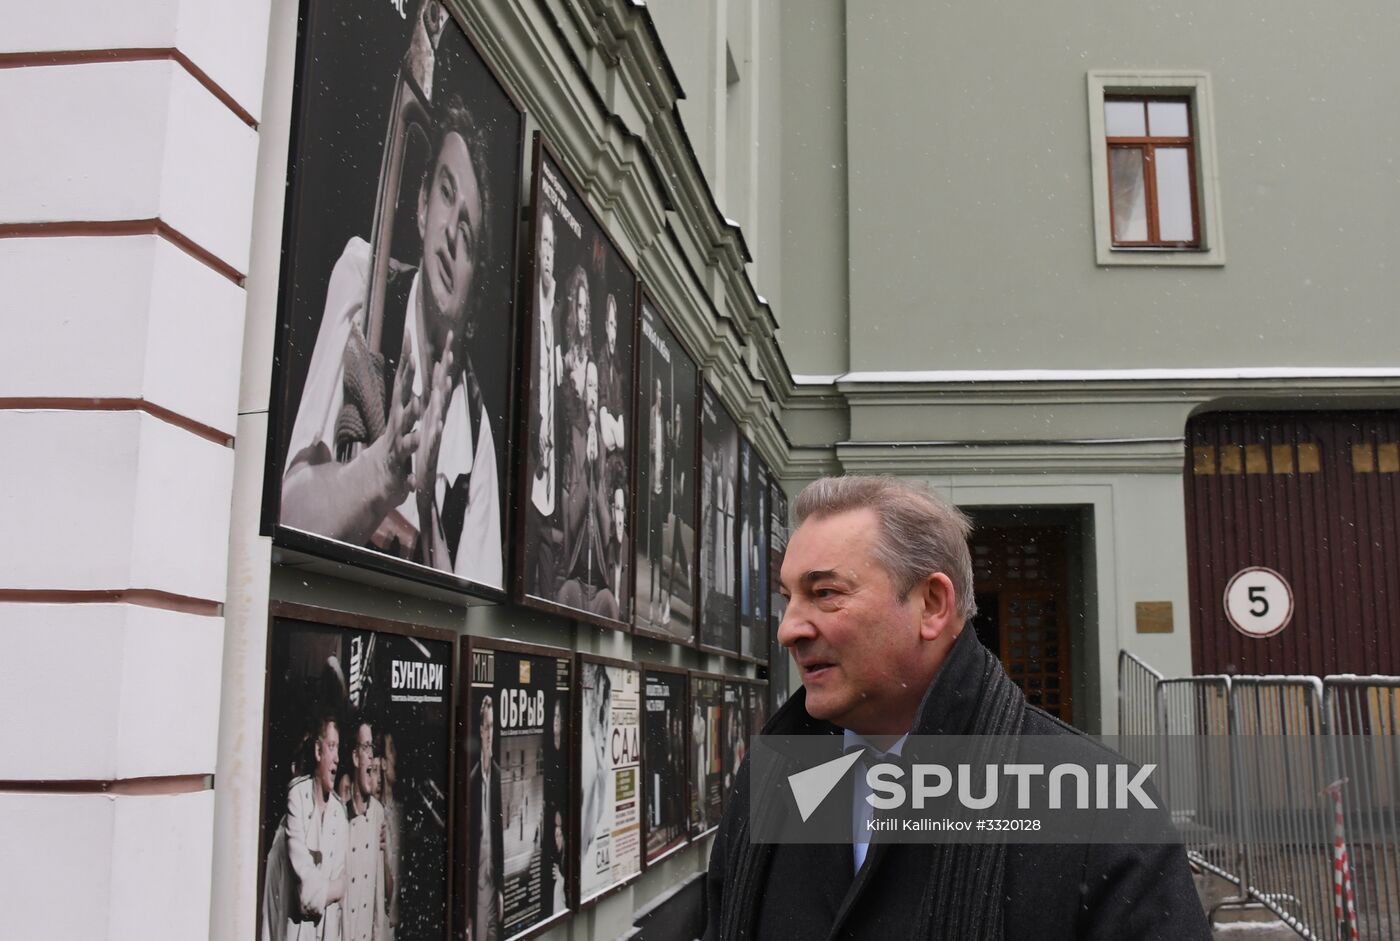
left=575, top=655, right=643, bottom=907
left=640, top=663, right=690, bottom=868
left=258, top=602, right=455, bottom=941
left=632, top=292, right=701, bottom=646
left=697, top=384, right=740, bottom=654
left=458, top=638, right=573, bottom=941
left=516, top=135, right=639, bottom=633
left=263, top=0, right=526, bottom=604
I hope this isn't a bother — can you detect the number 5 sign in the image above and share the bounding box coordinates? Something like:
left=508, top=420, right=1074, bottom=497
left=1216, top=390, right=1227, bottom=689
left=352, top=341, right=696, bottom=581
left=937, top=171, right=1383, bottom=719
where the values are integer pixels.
left=1224, top=566, right=1294, bottom=639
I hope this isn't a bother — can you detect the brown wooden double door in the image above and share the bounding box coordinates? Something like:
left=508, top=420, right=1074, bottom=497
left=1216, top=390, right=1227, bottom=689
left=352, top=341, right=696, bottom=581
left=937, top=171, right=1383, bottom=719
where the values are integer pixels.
left=1186, top=410, right=1400, bottom=675
left=970, top=525, right=1074, bottom=724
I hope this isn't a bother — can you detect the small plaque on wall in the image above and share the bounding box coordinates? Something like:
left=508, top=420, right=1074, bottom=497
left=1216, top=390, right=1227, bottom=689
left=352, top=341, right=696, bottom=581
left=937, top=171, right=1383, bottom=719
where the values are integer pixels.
left=1135, top=601, right=1174, bottom=634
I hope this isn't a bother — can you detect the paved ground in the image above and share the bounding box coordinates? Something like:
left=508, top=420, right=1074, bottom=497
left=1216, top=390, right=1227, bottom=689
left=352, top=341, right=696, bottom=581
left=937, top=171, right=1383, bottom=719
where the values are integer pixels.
left=1195, top=870, right=1307, bottom=941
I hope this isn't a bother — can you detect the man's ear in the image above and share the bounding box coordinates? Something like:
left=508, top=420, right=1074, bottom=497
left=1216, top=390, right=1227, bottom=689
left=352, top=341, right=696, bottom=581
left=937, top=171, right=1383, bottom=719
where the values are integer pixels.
left=917, top=572, right=958, bottom=642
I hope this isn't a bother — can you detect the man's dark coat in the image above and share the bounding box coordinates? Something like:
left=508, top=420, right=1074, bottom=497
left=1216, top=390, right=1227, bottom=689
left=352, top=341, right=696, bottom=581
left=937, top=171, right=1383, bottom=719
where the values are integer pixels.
left=703, top=629, right=1210, bottom=940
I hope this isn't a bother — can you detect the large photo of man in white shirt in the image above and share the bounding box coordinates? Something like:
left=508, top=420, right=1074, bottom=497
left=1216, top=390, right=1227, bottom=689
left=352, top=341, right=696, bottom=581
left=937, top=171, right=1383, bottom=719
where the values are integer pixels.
left=269, top=0, right=523, bottom=595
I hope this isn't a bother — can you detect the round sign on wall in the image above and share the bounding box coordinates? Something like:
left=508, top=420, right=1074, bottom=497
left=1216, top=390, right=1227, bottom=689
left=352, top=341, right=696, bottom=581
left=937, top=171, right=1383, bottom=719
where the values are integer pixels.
left=1223, top=566, right=1294, bottom=639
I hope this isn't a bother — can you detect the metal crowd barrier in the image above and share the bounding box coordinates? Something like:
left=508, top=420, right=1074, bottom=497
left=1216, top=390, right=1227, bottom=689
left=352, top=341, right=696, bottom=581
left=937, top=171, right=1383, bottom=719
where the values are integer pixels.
left=1325, top=678, right=1400, bottom=940
left=1230, top=677, right=1332, bottom=939
left=1115, top=654, right=1400, bottom=941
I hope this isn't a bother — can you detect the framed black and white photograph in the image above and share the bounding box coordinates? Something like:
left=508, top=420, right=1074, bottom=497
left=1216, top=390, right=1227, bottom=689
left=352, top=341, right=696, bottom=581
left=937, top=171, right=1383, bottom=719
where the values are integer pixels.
left=720, top=680, right=749, bottom=808
left=640, top=664, right=689, bottom=867
left=264, top=0, right=525, bottom=600
left=258, top=603, right=454, bottom=941
left=697, top=385, right=740, bottom=653
left=459, top=639, right=572, bottom=941
left=575, top=656, right=643, bottom=906
left=768, top=480, right=791, bottom=715
left=633, top=293, right=700, bottom=644
left=687, top=672, right=725, bottom=838
left=517, top=137, right=638, bottom=631
left=738, top=440, right=770, bottom=662
left=746, top=678, right=770, bottom=738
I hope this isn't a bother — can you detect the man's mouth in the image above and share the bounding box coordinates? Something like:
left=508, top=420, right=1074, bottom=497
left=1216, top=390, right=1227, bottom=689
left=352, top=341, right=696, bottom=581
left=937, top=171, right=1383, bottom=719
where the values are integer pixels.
left=799, top=659, right=836, bottom=681
left=435, top=248, right=454, bottom=294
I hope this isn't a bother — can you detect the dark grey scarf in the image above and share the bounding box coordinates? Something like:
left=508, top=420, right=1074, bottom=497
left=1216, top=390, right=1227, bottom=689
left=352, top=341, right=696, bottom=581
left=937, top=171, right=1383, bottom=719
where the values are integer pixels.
left=716, top=628, right=1028, bottom=940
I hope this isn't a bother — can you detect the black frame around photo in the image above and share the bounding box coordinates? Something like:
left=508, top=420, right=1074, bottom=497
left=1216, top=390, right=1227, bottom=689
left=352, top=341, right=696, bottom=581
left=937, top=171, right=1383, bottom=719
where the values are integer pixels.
left=697, top=384, right=740, bottom=654
left=720, top=679, right=749, bottom=811
left=737, top=439, right=771, bottom=663
left=632, top=291, right=701, bottom=645
left=574, top=654, right=643, bottom=908
left=515, top=134, right=639, bottom=633
left=640, top=663, right=691, bottom=868
left=687, top=670, right=727, bottom=838
left=768, top=479, right=792, bottom=715
left=257, top=602, right=456, bottom=941
left=262, top=0, right=526, bottom=602
left=458, top=637, right=574, bottom=941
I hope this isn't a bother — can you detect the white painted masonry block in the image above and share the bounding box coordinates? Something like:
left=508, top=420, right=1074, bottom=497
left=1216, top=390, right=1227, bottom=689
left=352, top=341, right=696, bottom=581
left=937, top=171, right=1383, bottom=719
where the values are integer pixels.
left=0, top=59, right=259, bottom=272
left=2, top=0, right=273, bottom=124
left=1, top=793, right=114, bottom=939
left=109, top=790, right=217, bottom=941
left=1, top=791, right=215, bottom=940
left=0, top=236, right=246, bottom=437
left=0, top=603, right=223, bottom=780
left=0, top=411, right=234, bottom=601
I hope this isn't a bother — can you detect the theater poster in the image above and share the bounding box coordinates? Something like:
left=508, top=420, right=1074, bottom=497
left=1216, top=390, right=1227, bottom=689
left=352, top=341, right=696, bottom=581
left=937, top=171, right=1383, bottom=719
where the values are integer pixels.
left=697, top=385, right=739, bottom=653
left=459, top=639, right=572, bottom=941
left=633, top=293, right=700, bottom=645
left=576, top=657, right=642, bottom=905
left=768, top=479, right=791, bottom=714
left=264, top=0, right=525, bottom=600
left=738, top=439, right=770, bottom=663
left=688, top=672, right=725, bottom=837
left=516, top=136, right=638, bottom=632
left=258, top=603, right=453, bottom=941
left=641, top=665, right=689, bottom=866
left=720, top=680, right=749, bottom=807
left=746, top=679, right=769, bottom=738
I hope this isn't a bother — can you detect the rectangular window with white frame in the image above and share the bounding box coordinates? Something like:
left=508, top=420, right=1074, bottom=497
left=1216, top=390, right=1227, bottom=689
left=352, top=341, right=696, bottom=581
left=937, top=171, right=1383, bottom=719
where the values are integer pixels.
left=1088, top=71, right=1224, bottom=266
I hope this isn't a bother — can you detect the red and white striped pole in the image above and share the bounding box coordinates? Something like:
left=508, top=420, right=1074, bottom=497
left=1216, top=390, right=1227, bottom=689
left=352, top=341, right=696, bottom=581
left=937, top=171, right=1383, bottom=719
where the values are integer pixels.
left=1322, top=779, right=1359, bottom=941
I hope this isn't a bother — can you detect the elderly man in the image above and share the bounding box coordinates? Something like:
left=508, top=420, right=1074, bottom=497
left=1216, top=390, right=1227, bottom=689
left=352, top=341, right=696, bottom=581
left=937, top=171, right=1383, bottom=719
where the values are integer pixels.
left=703, top=476, right=1208, bottom=940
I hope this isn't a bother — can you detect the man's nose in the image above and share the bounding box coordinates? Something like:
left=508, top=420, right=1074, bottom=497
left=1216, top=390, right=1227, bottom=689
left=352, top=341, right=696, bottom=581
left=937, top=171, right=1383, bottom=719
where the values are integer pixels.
left=776, top=599, right=815, bottom=648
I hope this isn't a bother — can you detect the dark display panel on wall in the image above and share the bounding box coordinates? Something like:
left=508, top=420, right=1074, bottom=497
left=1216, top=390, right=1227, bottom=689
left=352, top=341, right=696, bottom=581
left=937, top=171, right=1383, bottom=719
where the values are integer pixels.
left=517, top=137, right=638, bottom=631
left=746, top=679, right=770, bottom=738
left=738, top=441, right=770, bottom=662
left=720, top=680, right=748, bottom=806
left=258, top=604, right=454, bottom=941
left=459, top=639, right=572, bottom=941
left=633, top=295, right=700, bottom=644
left=640, top=666, right=690, bottom=866
left=264, top=0, right=525, bottom=599
left=768, top=480, right=791, bottom=715
left=697, top=385, right=740, bottom=653
left=688, top=672, right=725, bottom=837
left=575, top=657, right=643, bottom=905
